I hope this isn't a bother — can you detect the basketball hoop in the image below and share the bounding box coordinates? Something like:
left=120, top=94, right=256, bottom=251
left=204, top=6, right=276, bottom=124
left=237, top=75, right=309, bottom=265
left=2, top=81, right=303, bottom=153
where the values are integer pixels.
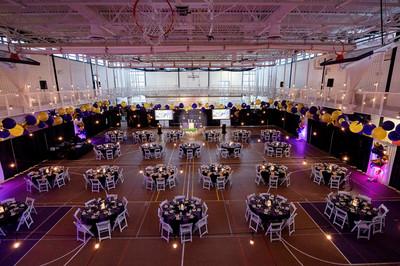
left=133, top=0, right=175, bottom=45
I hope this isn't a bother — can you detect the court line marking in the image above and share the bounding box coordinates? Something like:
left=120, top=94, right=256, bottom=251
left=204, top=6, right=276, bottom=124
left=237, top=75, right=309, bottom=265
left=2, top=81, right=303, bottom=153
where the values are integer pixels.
left=282, top=240, right=304, bottom=266
left=298, top=203, right=351, bottom=265
left=15, top=207, right=72, bottom=265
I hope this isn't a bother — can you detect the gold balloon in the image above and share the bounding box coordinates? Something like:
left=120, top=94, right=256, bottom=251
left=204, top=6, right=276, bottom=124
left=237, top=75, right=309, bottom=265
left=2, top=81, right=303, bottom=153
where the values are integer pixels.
left=80, top=105, right=87, bottom=112
left=349, top=121, right=363, bottom=133
left=130, top=105, right=136, bottom=112
left=9, top=124, right=24, bottom=137
left=268, top=98, right=274, bottom=104
left=321, top=113, right=332, bottom=123
left=38, top=111, right=49, bottom=122
left=331, top=110, right=342, bottom=121
left=66, top=107, right=74, bottom=115
left=54, top=116, right=63, bottom=125
left=255, top=99, right=261, bottom=105
left=57, top=108, right=66, bottom=116
left=121, top=101, right=127, bottom=108
left=372, top=127, right=387, bottom=140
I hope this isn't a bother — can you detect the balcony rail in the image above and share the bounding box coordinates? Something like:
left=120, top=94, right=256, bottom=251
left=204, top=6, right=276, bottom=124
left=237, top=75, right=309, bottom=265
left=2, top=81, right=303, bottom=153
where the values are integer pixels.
left=271, top=88, right=400, bottom=119
left=0, top=89, right=110, bottom=118
left=1, top=86, right=399, bottom=119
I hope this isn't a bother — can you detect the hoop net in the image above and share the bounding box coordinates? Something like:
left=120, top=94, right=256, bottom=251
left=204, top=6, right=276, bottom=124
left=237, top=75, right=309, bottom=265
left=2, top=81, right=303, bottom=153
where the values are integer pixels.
left=133, top=0, right=174, bottom=45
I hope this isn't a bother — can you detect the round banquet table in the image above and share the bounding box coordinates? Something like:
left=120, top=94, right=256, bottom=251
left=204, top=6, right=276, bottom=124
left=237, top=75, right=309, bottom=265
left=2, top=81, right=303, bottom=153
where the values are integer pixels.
left=134, top=131, right=154, bottom=142
left=256, top=163, right=287, bottom=184
left=233, top=130, right=250, bottom=140
left=95, top=143, right=118, bottom=157
left=166, top=130, right=183, bottom=139
left=105, top=130, right=125, bottom=142
left=0, top=200, right=28, bottom=227
left=29, top=166, right=64, bottom=187
left=161, top=198, right=203, bottom=235
left=313, top=163, right=347, bottom=185
left=248, top=194, right=290, bottom=225
left=261, top=129, right=281, bottom=141
left=204, top=130, right=221, bottom=140
left=86, top=166, right=119, bottom=186
left=80, top=198, right=124, bottom=230
left=220, top=142, right=241, bottom=155
left=144, top=164, right=175, bottom=181
left=141, top=143, right=163, bottom=155
left=329, top=193, right=378, bottom=228
left=180, top=143, right=201, bottom=155
left=200, top=164, right=231, bottom=183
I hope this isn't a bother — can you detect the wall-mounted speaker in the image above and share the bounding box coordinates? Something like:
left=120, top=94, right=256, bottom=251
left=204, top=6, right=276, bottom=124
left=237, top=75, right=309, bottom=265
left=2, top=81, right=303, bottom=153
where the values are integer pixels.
left=327, top=78, right=334, bottom=87
left=39, top=80, right=48, bottom=90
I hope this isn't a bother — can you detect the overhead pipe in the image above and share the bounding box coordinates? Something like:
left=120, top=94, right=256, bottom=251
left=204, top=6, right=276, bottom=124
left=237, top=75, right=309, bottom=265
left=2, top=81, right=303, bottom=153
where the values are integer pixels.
left=19, top=42, right=355, bottom=56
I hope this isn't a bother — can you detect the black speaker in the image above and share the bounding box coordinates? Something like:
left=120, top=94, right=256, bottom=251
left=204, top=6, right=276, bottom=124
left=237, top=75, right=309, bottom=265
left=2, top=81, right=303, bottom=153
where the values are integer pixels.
left=327, top=78, right=334, bottom=87
left=39, top=80, right=48, bottom=90
left=280, top=81, right=284, bottom=88
left=222, top=124, right=227, bottom=134
left=157, top=126, right=162, bottom=135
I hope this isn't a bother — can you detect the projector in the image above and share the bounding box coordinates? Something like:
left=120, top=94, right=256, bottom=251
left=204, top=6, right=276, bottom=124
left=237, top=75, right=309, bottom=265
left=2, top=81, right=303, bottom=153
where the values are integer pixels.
left=176, top=5, right=190, bottom=16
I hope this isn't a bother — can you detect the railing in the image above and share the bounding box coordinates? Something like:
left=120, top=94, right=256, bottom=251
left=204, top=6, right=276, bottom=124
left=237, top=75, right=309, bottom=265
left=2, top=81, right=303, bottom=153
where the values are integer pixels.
left=109, top=86, right=259, bottom=97
left=0, top=89, right=111, bottom=118
left=1, top=86, right=399, bottom=119
left=270, top=87, right=400, bottom=119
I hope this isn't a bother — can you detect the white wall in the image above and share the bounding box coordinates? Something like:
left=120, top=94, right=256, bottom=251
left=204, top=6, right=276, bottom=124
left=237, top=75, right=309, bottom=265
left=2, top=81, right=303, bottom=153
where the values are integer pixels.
left=0, top=54, right=117, bottom=94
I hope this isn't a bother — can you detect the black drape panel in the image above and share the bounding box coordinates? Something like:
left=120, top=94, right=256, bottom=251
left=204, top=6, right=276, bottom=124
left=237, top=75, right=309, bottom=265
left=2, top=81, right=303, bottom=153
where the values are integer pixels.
left=0, top=140, right=16, bottom=179
left=389, top=148, right=400, bottom=190
left=0, top=121, right=75, bottom=180
left=307, top=119, right=373, bottom=172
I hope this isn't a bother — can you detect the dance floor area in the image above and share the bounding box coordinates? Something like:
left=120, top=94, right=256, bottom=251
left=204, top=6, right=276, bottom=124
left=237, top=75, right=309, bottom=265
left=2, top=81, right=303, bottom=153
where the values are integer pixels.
left=0, top=126, right=399, bottom=266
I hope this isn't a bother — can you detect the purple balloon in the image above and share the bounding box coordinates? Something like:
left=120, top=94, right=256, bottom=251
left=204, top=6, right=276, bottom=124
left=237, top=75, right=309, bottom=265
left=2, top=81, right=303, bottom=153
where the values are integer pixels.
left=388, top=131, right=400, bottom=141
left=309, top=106, right=318, bottom=114
left=38, top=121, right=46, bottom=128
left=192, top=103, right=197, bottom=109
left=209, top=105, right=215, bottom=109
left=165, top=105, right=170, bottom=110
left=291, top=107, right=298, bottom=114
left=46, top=116, right=54, bottom=126
left=179, top=103, right=184, bottom=108
left=227, top=102, right=233, bottom=108
left=341, top=121, right=349, bottom=129
left=25, top=114, right=37, bottom=126
left=396, top=124, right=400, bottom=134
left=2, top=118, right=16, bottom=129
left=382, top=120, right=395, bottom=131
left=0, top=129, right=10, bottom=138
left=363, top=124, right=376, bottom=135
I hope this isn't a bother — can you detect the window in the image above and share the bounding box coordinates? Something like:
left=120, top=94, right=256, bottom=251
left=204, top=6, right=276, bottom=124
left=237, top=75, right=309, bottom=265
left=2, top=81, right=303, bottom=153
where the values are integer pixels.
left=129, top=69, right=145, bottom=88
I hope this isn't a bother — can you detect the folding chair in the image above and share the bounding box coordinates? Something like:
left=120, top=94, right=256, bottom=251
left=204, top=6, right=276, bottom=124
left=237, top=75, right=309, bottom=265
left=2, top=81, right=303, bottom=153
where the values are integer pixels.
left=96, top=220, right=112, bottom=242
